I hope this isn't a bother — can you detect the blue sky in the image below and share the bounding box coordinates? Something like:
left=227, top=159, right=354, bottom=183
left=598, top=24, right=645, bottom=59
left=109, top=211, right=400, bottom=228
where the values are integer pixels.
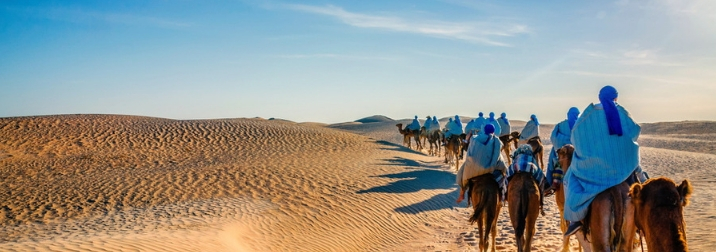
left=2, top=0, right=715, bottom=123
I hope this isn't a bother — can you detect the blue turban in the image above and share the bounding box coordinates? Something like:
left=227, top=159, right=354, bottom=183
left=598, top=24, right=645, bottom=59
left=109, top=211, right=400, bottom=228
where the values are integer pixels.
left=433, top=116, right=438, bottom=122
left=567, top=107, right=580, bottom=130
left=501, top=112, right=506, bottom=118
left=479, top=112, right=483, bottom=117
left=530, top=114, right=539, bottom=126
left=484, top=124, right=495, bottom=135
left=488, top=112, right=496, bottom=121
left=414, top=115, right=418, bottom=119
left=599, top=85, right=622, bottom=136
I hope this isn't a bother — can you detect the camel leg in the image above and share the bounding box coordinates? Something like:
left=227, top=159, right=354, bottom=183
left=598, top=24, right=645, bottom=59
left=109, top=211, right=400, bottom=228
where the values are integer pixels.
left=588, top=197, right=613, bottom=252
left=576, top=233, right=591, bottom=252
left=620, top=190, right=637, bottom=252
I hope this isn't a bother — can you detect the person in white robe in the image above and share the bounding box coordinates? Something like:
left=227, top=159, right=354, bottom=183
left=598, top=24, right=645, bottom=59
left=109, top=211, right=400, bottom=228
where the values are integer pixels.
left=497, top=112, right=511, bottom=137
left=518, top=114, right=540, bottom=145
left=456, top=124, right=507, bottom=203
left=431, top=116, right=440, bottom=133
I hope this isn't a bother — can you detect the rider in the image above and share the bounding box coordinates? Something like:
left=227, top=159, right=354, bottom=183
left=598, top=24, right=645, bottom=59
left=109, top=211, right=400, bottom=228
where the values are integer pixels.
left=497, top=112, right=511, bottom=137
left=444, top=117, right=463, bottom=140
left=473, top=112, right=487, bottom=135
left=456, top=124, right=507, bottom=203
left=431, top=116, right=440, bottom=132
left=443, top=118, right=454, bottom=140
left=424, top=116, right=433, bottom=132
left=464, top=119, right=476, bottom=135
left=454, top=115, right=463, bottom=131
left=519, top=114, right=540, bottom=145
left=508, top=144, right=548, bottom=210
left=407, top=115, right=421, bottom=132
left=483, top=112, right=502, bottom=136
left=545, top=107, right=580, bottom=191
left=563, top=85, right=648, bottom=237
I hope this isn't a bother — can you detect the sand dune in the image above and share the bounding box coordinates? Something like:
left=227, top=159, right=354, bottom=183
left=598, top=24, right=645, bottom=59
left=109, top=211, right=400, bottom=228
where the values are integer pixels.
left=1, top=114, right=714, bottom=251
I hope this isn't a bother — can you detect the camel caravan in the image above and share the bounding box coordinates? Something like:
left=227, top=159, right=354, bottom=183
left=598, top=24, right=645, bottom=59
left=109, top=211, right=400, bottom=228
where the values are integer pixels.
left=398, top=86, right=693, bottom=252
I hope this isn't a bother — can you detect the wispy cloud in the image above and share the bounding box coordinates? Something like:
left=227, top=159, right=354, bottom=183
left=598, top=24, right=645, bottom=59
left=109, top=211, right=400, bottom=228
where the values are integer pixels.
left=12, top=6, right=192, bottom=29
left=271, top=53, right=399, bottom=61
left=570, top=47, right=682, bottom=66
left=560, top=70, right=685, bottom=85
left=282, top=4, right=528, bottom=47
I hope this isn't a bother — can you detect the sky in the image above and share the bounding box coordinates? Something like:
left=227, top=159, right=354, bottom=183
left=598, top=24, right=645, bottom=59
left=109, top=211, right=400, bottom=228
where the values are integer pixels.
left=1, top=0, right=715, bottom=124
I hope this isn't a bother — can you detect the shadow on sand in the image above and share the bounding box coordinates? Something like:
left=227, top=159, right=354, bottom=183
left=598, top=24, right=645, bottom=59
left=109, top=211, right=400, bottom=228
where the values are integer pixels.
left=375, top=140, right=425, bottom=155
left=358, top=157, right=460, bottom=214
left=378, top=157, right=443, bottom=169
left=395, top=190, right=460, bottom=214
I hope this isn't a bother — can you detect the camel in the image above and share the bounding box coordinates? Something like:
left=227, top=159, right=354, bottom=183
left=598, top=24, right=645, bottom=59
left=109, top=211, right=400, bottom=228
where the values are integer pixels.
left=507, top=172, right=541, bottom=252
left=420, top=126, right=428, bottom=147
left=581, top=180, right=637, bottom=251
left=499, top=131, right=520, bottom=165
left=459, top=133, right=468, bottom=160
left=422, top=127, right=442, bottom=156
left=396, top=123, right=422, bottom=150
left=629, top=177, right=692, bottom=252
left=466, top=174, right=502, bottom=252
left=443, top=134, right=461, bottom=171
left=555, top=145, right=591, bottom=252
left=526, top=136, right=544, bottom=170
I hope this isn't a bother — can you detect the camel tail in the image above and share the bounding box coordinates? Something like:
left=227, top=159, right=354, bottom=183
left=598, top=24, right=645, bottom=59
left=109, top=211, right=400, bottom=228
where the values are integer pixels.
left=515, top=183, right=529, bottom=240
left=610, top=186, right=626, bottom=250
left=468, top=188, right=487, bottom=225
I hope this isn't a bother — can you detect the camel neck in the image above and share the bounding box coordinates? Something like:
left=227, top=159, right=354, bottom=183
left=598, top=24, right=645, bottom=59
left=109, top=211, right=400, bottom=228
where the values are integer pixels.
left=646, top=223, right=687, bottom=252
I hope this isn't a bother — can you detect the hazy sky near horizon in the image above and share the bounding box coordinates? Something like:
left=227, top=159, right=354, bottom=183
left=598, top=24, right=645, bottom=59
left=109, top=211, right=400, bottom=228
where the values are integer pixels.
left=2, top=0, right=715, bottom=124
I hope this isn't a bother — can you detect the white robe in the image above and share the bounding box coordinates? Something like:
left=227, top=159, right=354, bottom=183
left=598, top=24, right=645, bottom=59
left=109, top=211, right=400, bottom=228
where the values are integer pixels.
left=519, top=120, right=539, bottom=142
left=497, top=117, right=511, bottom=136
left=456, top=134, right=506, bottom=189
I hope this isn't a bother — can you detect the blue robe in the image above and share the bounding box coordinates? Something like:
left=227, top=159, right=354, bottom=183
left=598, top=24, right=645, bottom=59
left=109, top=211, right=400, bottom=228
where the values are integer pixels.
left=482, top=119, right=502, bottom=137
left=546, top=120, right=572, bottom=184
left=519, top=120, right=539, bottom=141
left=497, top=117, right=511, bottom=136
left=473, top=117, right=486, bottom=133
left=407, top=118, right=421, bottom=131
left=563, top=103, right=640, bottom=221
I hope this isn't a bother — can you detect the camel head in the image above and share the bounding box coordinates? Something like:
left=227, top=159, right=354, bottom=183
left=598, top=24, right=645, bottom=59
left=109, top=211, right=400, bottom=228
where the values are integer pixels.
left=629, top=177, right=692, bottom=252
left=556, top=144, right=575, bottom=171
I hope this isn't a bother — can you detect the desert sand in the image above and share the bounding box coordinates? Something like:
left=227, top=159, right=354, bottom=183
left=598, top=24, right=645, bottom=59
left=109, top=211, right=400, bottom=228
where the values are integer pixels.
left=1, top=114, right=715, bottom=251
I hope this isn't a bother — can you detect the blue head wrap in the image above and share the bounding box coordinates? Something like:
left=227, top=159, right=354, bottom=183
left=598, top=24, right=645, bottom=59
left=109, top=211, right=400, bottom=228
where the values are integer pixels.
left=488, top=112, right=496, bottom=122
left=414, top=115, right=418, bottom=119
left=448, top=118, right=453, bottom=122
left=484, top=124, right=495, bottom=135
left=599, top=85, right=622, bottom=136
left=501, top=112, right=506, bottom=118
left=530, top=114, right=539, bottom=126
left=567, top=107, right=580, bottom=130
left=479, top=112, right=483, bottom=117
left=433, top=116, right=437, bottom=121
